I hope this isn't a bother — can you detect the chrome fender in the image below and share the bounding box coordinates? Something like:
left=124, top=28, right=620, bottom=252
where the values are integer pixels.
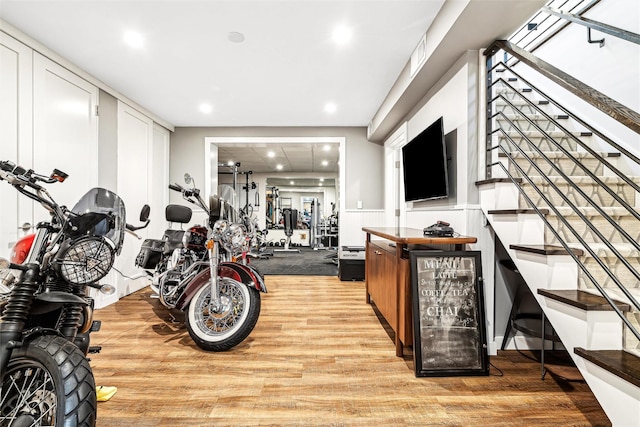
left=174, top=262, right=266, bottom=311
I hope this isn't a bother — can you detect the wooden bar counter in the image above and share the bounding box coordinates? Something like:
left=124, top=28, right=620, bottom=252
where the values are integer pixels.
left=362, top=227, right=477, bottom=357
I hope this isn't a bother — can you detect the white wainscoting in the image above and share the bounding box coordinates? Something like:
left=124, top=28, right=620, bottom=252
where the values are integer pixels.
left=339, top=209, right=387, bottom=247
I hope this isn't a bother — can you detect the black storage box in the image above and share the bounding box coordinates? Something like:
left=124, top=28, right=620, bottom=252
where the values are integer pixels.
left=135, top=239, right=164, bottom=269
left=338, top=246, right=365, bottom=281
left=338, top=259, right=365, bottom=281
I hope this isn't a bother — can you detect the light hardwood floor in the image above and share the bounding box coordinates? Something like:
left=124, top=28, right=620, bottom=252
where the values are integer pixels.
left=91, top=275, right=610, bottom=426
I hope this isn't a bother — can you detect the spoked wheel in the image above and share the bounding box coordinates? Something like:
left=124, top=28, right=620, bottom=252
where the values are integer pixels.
left=186, top=277, right=261, bottom=351
left=0, top=335, right=96, bottom=427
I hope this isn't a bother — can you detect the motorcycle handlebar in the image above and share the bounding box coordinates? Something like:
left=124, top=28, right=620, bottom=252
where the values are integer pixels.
left=0, top=160, right=66, bottom=188
left=169, top=182, right=201, bottom=200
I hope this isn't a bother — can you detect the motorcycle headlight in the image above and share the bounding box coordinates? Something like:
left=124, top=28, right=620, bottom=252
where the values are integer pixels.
left=211, top=219, right=229, bottom=241
left=225, top=223, right=246, bottom=252
left=55, top=237, right=115, bottom=285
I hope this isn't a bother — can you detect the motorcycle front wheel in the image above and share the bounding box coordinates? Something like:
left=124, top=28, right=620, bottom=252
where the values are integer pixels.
left=186, top=277, right=261, bottom=351
left=0, top=335, right=97, bottom=427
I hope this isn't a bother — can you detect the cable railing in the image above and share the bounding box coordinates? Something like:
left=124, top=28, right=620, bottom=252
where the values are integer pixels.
left=484, top=37, right=640, bottom=344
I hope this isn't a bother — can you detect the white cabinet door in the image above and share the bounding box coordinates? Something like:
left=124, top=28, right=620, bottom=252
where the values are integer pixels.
left=114, top=101, right=153, bottom=298
left=33, top=52, right=98, bottom=223
left=0, top=33, right=32, bottom=257
left=150, top=123, right=170, bottom=238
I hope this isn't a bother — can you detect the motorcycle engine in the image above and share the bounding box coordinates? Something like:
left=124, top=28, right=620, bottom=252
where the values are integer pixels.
left=159, top=248, right=196, bottom=308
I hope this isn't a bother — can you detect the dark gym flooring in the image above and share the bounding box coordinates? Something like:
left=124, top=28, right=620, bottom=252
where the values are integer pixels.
left=248, top=246, right=338, bottom=276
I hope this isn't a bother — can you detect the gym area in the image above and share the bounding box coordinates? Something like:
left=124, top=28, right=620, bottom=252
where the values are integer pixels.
left=216, top=162, right=344, bottom=277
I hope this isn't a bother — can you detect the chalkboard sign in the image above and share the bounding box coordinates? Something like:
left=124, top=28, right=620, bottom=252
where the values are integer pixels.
left=410, top=251, right=488, bottom=377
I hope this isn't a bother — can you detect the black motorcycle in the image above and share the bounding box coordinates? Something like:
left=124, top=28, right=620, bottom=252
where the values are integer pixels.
left=0, top=160, right=147, bottom=427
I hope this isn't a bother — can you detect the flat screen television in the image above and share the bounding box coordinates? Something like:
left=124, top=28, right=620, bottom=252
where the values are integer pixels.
left=401, top=117, right=449, bottom=202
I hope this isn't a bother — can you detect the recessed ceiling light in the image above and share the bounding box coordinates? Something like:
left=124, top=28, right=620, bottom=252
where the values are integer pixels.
left=290, top=181, right=295, bottom=185
left=321, top=160, right=328, bottom=167
left=267, top=151, right=275, bottom=158
left=323, top=145, right=331, bottom=151
left=228, top=32, right=245, bottom=43
left=324, top=103, right=337, bottom=114
left=199, top=103, right=213, bottom=114
left=319, top=178, right=324, bottom=182
left=332, top=25, right=352, bottom=45
left=123, top=30, right=144, bottom=48
left=276, top=164, right=283, bottom=170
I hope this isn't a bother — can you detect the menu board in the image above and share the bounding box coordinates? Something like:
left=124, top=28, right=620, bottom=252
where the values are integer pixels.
left=410, top=251, right=488, bottom=377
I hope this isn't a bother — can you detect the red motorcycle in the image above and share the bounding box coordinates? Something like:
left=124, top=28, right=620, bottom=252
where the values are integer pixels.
left=136, top=174, right=266, bottom=351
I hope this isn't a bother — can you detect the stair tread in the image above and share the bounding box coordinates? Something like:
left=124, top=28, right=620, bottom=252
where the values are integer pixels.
left=525, top=175, right=640, bottom=184
left=499, top=151, right=620, bottom=158
left=498, top=130, right=592, bottom=137
left=475, top=177, right=522, bottom=186
left=487, top=208, right=549, bottom=215
left=538, top=289, right=631, bottom=312
left=509, top=244, right=584, bottom=256
left=495, top=113, right=569, bottom=120
left=574, top=348, right=640, bottom=388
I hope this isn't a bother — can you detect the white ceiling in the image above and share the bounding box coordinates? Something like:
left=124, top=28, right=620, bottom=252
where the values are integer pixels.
left=0, top=0, right=445, bottom=128
left=0, top=0, right=543, bottom=175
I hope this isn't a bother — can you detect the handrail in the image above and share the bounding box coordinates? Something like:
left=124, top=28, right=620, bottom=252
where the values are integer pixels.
left=543, top=6, right=640, bottom=45
left=484, top=35, right=640, bottom=348
left=486, top=40, right=640, bottom=134
left=510, top=0, right=601, bottom=52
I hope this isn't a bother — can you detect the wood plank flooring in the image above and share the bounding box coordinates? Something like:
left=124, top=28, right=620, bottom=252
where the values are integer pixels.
left=90, top=276, right=610, bottom=426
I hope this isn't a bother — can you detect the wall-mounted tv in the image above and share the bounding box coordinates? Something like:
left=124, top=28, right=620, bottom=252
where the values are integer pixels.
left=401, top=117, right=449, bottom=202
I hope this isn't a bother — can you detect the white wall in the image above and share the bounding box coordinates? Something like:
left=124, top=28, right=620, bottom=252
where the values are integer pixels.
left=384, top=50, right=498, bottom=353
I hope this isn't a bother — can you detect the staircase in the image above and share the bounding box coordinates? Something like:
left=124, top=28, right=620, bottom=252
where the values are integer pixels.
left=478, top=38, right=640, bottom=426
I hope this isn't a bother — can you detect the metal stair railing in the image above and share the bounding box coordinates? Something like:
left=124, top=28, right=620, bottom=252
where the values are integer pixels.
left=509, top=0, right=601, bottom=54
left=484, top=35, right=640, bottom=343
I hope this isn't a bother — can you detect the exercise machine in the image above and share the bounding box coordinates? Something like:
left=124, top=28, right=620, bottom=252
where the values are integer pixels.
left=309, top=198, right=338, bottom=250
left=274, top=208, right=300, bottom=253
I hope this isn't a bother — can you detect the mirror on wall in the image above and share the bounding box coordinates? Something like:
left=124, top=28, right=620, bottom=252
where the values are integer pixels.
left=265, top=176, right=336, bottom=230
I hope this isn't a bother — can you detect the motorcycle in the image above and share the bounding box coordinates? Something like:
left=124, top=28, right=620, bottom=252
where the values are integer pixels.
left=0, top=160, right=148, bottom=427
left=135, top=174, right=267, bottom=351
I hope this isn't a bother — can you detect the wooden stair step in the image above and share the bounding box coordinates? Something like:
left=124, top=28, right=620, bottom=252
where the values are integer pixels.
left=498, top=130, right=592, bottom=138
left=487, top=208, right=549, bottom=215
left=538, top=289, right=632, bottom=312
left=475, top=177, right=522, bottom=186
left=498, top=151, right=620, bottom=159
left=574, top=348, right=640, bottom=388
left=509, top=244, right=584, bottom=256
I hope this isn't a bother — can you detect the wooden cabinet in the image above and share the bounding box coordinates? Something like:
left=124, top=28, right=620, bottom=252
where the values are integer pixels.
left=363, top=227, right=477, bottom=357
left=366, top=240, right=398, bottom=331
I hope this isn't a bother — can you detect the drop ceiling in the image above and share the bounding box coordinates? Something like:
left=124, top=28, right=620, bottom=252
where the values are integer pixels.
left=217, top=142, right=339, bottom=176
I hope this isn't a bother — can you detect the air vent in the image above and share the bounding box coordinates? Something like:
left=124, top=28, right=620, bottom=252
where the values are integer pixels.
left=410, top=34, right=427, bottom=78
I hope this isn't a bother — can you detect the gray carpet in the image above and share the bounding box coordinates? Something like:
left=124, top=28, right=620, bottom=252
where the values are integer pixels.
left=247, top=247, right=338, bottom=276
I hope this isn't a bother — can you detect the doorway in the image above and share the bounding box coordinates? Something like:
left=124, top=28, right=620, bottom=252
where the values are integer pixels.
left=203, top=136, right=345, bottom=276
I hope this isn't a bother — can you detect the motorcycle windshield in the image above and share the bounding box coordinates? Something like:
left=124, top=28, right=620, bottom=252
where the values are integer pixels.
left=71, top=188, right=126, bottom=253
left=209, top=194, right=238, bottom=224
